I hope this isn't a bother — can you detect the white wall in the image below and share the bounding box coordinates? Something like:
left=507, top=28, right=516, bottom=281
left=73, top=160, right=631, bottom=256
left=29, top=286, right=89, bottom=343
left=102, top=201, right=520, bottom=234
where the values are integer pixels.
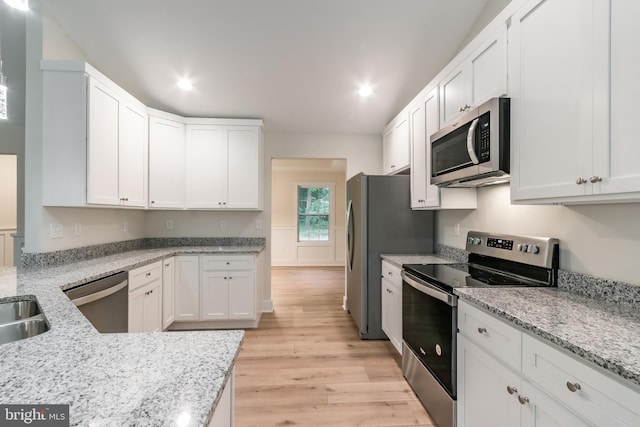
left=271, top=162, right=346, bottom=266
left=436, top=184, right=640, bottom=284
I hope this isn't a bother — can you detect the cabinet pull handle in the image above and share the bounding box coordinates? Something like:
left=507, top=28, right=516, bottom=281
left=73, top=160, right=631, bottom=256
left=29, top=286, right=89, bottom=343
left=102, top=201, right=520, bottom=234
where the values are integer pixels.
left=506, top=386, right=517, bottom=395
left=575, top=177, right=587, bottom=185
left=589, top=176, right=602, bottom=183
left=518, top=395, right=529, bottom=405
left=566, top=382, right=581, bottom=392
left=477, top=327, right=487, bottom=334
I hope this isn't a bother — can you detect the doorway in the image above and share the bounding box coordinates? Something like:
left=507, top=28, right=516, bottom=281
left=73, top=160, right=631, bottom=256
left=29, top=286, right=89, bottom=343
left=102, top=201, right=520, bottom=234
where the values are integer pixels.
left=0, top=154, right=17, bottom=266
left=271, top=158, right=347, bottom=267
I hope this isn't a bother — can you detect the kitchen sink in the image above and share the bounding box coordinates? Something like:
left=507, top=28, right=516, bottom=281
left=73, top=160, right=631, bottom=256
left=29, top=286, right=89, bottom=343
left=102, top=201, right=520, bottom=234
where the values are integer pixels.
left=0, top=315, right=49, bottom=345
left=0, top=300, right=41, bottom=323
left=0, top=299, right=50, bottom=345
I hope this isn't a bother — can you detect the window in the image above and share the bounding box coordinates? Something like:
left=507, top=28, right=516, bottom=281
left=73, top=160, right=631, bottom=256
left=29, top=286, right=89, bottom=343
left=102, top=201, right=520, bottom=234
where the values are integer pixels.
left=298, top=186, right=330, bottom=241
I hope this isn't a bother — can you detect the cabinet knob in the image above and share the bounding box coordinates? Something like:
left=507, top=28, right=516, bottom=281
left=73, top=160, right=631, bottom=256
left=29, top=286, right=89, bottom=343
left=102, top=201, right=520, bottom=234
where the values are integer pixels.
left=459, top=104, right=471, bottom=112
left=518, top=395, right=529, bottom=405
left=146, top=272, right=151, bottom=277
left=229, top=276, right=232, bottom=280
left=589, top=176, right=602, bottom=183
left=388, top=271, right=393, bottom=276
left=566, top=381, right=581, bottom=392
left=165, top=263, right=170, bottom=267
left=506, top=385, right=518, bottom=395
left=575, top=177, right=587, bottom=185
left=151, top=201, right=155, bottom=204
left=477, top=327, right=487, bottom=334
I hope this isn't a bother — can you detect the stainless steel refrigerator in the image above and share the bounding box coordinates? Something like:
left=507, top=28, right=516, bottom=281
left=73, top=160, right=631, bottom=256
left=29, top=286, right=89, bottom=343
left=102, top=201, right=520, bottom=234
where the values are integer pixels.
left=346, top=173, right=434, bottom=339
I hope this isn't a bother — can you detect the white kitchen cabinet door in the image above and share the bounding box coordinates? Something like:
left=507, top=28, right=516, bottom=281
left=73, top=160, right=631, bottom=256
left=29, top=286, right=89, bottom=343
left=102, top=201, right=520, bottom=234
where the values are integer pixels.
left=380, top=261, right=402, bottom=354
left=128, top=279, right=162, bottom=333
left=439, top=25, right=507, bottom=128
left=520, top=380, right=590, bottom=427
left=87, top=77, right=120, bottom=205
left=200, top=271, right=230, bottom=320
left=148, top=116, right=186, bottom=208
left=162, top=257, right=175, bottom=330
left=599, top=0, right=640, bottom=197
left=509, top=0, right=609, bottom=202
left=226, top=126, right=261, bottom=209
left=228, top=271, right=255, bottom=320
left=410, top=88, right=440, bottom=208
left=457, top=334, right=521, bottom=427
left=118, top=102, right=147, bottom=207
left=186, top=125, right=227, bottom=208
left=382, top=113, right=410, bottom=175
left=174, top=256, right=200, bottom=321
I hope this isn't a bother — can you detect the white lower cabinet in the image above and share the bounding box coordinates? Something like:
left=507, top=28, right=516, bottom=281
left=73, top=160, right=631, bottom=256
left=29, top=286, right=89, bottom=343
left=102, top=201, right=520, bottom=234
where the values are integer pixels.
left=128, top=261, right=163, bottom=333
left=380, top=260, right=402, bottom=354
left=207, top=369, right=234, bottom=427
left=457, top=300, right=640, bottom=427
left=162, top=257, right=175, bottom=330
left=172, top=254, right=260, bottom=329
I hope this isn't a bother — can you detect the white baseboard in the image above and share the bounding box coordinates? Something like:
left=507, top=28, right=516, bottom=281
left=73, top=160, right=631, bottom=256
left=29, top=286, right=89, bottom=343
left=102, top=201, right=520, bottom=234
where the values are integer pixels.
left=262, top=299, right=274, bottom=313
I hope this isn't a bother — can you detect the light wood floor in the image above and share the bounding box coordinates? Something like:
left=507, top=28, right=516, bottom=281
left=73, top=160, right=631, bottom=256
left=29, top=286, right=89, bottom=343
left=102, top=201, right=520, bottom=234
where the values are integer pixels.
left=234, top=266, right=435, bottom=426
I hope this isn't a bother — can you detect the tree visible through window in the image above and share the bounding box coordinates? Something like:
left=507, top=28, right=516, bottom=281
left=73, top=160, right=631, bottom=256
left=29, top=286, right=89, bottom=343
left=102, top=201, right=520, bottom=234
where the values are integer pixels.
left=298, top=186, right=330, bottom=241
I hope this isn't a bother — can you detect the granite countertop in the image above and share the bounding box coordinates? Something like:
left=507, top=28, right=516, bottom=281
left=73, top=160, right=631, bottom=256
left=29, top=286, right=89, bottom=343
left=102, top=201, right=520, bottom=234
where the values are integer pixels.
left=380, top=254, right=453, bottom=269
left=0, top=245, right=264, bottom=426
left=456, top=287, right=640, bottom=389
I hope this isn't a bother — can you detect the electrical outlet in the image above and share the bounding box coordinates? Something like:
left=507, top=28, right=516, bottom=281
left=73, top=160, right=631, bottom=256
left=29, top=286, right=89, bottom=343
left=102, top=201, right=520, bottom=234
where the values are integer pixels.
left=453, top=223, right=460, bottom=237
left=166, top=220, right=174, bottom=230
left=123, top=221, right=129, bottom=232
left=50, top=223, right=64, bottom=239
left=255, top=219, right=262, bottom=230
left=73, top=223, right=82, bottom=236
left=220, top=220, right=228, bottom=230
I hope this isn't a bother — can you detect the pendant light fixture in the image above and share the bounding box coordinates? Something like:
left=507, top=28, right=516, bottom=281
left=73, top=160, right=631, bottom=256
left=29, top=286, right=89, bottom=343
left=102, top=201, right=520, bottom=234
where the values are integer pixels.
left=3, top=0, right=29, bottom=11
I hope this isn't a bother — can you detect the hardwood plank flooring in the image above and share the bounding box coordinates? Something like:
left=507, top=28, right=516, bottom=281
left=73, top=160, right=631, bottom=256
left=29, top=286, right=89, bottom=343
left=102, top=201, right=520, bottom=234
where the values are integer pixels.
left=235, top=266, right=435, bottom=426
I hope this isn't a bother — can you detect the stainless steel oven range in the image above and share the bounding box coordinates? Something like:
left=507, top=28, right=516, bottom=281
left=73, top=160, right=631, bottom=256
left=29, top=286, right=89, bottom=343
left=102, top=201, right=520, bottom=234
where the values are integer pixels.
left=401, top=231, right=559, bottom=427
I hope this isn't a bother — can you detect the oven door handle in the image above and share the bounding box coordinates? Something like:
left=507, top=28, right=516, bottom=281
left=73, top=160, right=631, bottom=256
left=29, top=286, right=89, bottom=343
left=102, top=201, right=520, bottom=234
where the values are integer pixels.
left=402, top=271, right=457, bottom=307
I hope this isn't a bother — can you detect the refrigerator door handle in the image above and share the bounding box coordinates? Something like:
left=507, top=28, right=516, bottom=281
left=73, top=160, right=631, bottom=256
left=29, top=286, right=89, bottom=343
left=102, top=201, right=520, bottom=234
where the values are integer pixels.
left=347, top=200, right=355, bottom=271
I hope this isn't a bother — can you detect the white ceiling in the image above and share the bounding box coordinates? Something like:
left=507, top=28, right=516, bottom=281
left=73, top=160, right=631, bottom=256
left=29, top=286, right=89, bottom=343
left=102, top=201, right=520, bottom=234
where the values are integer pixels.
left=43, top=0, right=489, bottom=134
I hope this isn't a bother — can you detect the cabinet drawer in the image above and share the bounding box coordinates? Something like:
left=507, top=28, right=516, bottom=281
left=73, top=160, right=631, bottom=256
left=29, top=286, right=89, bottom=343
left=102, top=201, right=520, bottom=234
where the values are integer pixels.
left=522, top=334, right=640, bottom=427
left=129, top=261, right=162, bottom=292
left=381, top=261, right=402, bottom=286
left=458, top=300, right=522, bottom=370
left=200, top=255, right=254, bottom=271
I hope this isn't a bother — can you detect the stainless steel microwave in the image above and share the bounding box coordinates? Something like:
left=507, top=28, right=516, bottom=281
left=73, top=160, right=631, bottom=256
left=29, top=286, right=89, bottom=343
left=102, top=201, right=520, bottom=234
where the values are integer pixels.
left=430, top=97, right=510, bottom=187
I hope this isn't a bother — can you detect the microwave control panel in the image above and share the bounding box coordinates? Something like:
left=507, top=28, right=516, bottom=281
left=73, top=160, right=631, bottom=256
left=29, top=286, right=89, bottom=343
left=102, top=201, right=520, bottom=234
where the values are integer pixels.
left=478, top=113, right=491, bottom=162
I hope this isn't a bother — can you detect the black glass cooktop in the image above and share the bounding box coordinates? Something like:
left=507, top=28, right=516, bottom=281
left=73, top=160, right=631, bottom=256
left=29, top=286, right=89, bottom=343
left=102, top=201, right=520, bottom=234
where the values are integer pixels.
left=403, top=263, right=542, bottom=292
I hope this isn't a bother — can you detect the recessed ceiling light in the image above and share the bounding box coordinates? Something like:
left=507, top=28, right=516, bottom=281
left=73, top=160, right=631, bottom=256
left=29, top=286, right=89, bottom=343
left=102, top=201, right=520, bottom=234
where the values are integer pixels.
left=177, top=78, right=193, bottom=91
left=358, top=84, right=372, bottom=97
left=3, top=0, right=29, bottom=11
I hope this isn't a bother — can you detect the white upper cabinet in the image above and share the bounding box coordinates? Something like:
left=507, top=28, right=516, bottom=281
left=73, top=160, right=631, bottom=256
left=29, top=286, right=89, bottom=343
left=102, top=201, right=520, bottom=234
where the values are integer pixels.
left=382, top=112, right=410, bottom=175
left=508, top=0, right=640, bottom=204
left=186, top=122, right=263, bottom=210
left=42, top=62, right=148, bottom=208
left=439, top=25, right=508, bottom=127
left=148, top=113, right=186, bottom=209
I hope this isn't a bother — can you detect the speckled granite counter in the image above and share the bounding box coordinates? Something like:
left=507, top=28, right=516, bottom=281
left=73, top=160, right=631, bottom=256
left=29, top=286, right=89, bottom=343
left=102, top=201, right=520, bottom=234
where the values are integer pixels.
left=380, top=254, right=453, bottom=268
left=456, top=287, right=640, bottom=389
left=0, top=245, right=264, bottom=426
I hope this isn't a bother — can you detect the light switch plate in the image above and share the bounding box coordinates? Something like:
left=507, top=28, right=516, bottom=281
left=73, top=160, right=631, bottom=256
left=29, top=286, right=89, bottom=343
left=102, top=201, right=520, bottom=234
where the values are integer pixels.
left=50, top=223, right=64, bottom=239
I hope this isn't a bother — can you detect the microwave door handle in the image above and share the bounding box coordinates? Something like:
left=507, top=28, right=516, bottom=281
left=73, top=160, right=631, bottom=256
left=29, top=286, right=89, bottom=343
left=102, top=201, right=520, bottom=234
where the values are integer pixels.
left=466, top=118, right=480, bottom=165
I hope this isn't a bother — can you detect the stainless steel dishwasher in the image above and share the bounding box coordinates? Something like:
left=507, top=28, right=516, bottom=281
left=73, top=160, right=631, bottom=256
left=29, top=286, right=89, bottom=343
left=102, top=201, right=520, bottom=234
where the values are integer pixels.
left=65, top=271, right=128, bottom=333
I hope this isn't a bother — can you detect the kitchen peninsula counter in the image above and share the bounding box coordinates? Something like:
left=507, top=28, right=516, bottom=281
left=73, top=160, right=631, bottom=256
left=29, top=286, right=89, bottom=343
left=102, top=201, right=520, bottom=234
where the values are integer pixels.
left=0, top=244, right=264, bottom=426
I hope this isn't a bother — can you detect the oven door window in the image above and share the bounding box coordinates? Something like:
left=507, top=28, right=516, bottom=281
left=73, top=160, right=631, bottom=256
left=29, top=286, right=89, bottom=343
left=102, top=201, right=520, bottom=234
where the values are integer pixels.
left=402, top=279, right=457, bottom=398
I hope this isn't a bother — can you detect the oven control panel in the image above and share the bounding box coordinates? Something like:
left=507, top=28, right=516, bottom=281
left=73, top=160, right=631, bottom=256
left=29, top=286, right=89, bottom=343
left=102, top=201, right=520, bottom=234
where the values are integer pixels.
left=465, top=231, right=559, bottom=268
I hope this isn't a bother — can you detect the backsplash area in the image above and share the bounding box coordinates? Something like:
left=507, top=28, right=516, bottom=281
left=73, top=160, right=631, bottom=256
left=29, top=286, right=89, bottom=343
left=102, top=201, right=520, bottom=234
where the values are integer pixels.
left=436, top=244, right=640, bottom=307
left=21, top=237, right=266, bottom=269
